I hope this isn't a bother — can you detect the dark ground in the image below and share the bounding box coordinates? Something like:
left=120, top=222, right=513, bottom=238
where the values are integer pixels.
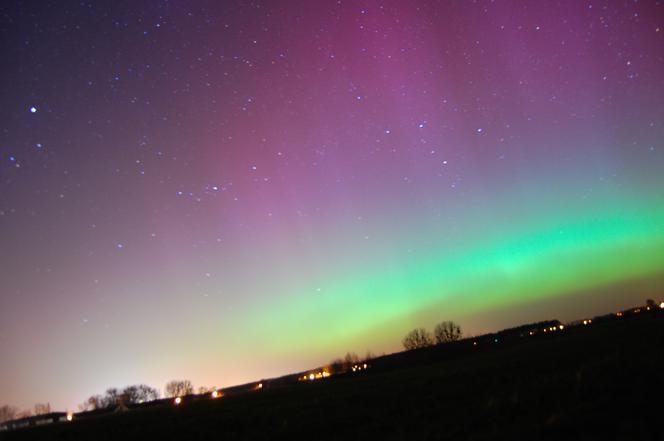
left=3, top=311, right=663, bottom=440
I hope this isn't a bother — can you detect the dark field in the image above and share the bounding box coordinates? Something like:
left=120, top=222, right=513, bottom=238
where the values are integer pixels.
left=4, top=312, right=662, bottom=440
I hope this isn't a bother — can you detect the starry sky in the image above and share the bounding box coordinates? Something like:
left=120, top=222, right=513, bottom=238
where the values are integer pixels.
left=1, top=0, right=664, bottom=412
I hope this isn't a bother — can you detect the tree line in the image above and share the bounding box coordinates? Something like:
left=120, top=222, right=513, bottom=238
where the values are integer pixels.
left=402, top=320, right=462, bottom=350
left=1, top=322, right=461, bottom=422
left=78, top=380, right=201, bottom=411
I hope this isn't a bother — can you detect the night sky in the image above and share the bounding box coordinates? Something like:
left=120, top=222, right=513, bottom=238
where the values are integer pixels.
left=2, top=0, right=664, bottom=412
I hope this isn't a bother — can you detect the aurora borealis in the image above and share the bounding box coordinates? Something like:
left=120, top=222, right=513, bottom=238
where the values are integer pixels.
left=1, top=0, right=664, bottom=412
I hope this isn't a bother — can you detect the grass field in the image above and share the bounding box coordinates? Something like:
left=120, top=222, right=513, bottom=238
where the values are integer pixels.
left=3, top=311, right=662, bottom=440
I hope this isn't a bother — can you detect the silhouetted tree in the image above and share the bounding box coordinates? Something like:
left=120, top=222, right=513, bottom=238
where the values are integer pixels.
left=434, top=321, right=462, bottom=344
left=402, top=328, right=433, bottom=350
left=329, top=357, right=345, bottom=374
left=165, top=380, right=194, bottom=398
left=344, top=352, right=360, bottom=368
left=33, top=403, right=51, bottom=415
left=122, top=384, right=159, bottom=404
left=78, top=394, right=102, bottom=411
left=102, top=388, right=120, bottom=408
left=0, top=405, right=18, bottom=423
left=330, top=352, right=363, bottom=374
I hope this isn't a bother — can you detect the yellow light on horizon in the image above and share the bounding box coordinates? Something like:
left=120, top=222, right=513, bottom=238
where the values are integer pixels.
left=211, top=390, right=220, bottom=399
left=660, top=301, right=664, bottom=309
left=559, top=325, right=564, bottom=330
left=66, top=413, right=73, bottom=422
left=309, top=373, right=315, bottom=381
left=174, top=397, right=182, bottom=405
left=257, top=383, right=263, bottom=390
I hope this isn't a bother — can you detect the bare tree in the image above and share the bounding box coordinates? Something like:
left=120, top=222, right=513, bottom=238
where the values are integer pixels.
left=329, top=352, right=362, bottom=374
left=344, top=352, right=360, bottom=369
left=102, top=388, right=120, bottom=408
left=0, top=405, right=18, bottom=423
left=402, top=328, right=433, bottom=350
left=81, top=394, right=104, bottom=411
left=34, top=403, right=51, bottom=415
left=199, top=386, right=217, bottom=394
left=165, top=380, right=194, bottom=398
left=329, top=357, right=345, bottom=374
left=434, top=321, right=462, bottom=344
left=122, top=384, right=159, bottom=404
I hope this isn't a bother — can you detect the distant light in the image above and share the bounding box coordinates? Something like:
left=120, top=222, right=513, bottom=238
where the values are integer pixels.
left=559, top=325, right=564, bottom=330
left=309, top=373, right=315, bottom=381
left=583, top=320, right=588, bottom=325
left=8, top=156, right=16, bottom=162
left=473, top=341, right=477, bottom=346
left=174, top=397, right=182, bottom=405
left=257, top=383, right=263, bottom=389
left=660, top=302, right=664, bottom=309
left=363, top=363, right=367, bottom=369
left=66, top=413, right=73, bottom=422
left=30, top=106, right=38, bottom=113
